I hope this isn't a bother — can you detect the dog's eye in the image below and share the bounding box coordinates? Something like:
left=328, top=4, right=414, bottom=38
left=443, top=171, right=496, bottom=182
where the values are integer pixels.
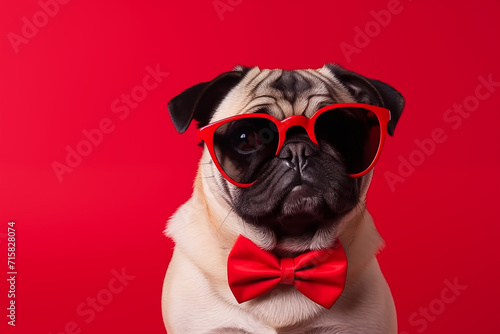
left=230, top=126, right=263, bottom=154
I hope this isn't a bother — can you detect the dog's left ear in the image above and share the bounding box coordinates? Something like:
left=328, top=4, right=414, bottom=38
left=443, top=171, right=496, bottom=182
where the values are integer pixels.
left=168, top=68, right=249, bottom=133
left=325, top=64, right=405, bottom=136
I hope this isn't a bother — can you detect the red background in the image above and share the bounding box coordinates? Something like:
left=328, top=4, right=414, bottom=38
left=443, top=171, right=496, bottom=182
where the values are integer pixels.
left=1, top=0, right=499, bottom=333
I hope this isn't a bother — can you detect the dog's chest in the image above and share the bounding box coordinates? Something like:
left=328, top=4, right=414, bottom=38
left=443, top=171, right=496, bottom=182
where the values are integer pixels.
left=241, top=286, right=325, bottom=328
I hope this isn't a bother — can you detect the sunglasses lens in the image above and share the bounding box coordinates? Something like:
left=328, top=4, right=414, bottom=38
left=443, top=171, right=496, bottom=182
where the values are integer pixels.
left=314, top=107, right=381, bottom=175
left=213, top=117, right=279, bottom=184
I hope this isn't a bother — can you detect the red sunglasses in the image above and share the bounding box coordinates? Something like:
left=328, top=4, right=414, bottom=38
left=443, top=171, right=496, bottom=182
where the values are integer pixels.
left=198, top=103, right=390, bottom=187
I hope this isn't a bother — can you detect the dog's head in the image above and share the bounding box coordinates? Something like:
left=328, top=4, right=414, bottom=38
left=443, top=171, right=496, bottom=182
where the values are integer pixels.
left=168, top=65, right=404, bottom=255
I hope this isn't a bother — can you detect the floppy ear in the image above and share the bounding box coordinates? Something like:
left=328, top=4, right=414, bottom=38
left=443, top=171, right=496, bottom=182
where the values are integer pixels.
left=168, top=69, right=248, bottom=133
left=326, top=64, right=405, bottom=136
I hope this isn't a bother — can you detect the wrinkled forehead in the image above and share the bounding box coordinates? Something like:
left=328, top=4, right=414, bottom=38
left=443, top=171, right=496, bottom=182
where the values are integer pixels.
left=211, top=66, right=355, bottom=123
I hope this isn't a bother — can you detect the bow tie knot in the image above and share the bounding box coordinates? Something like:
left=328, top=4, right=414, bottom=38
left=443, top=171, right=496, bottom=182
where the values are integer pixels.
left=279, top=257, right=295, bottom=285
left=227, top=235, right=347, bottom=309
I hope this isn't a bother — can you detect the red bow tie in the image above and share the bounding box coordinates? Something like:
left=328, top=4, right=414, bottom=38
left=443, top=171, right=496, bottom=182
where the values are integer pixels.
left=227, top=235, right=347, bottom=309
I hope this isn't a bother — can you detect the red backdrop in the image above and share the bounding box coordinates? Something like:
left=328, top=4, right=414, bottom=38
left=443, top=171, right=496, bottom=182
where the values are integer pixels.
left=1, top=0, right=499, bottom=333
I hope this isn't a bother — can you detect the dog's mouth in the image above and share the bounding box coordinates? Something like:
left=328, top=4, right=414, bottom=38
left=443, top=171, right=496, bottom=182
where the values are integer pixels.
left=273, top=185, right=327, bottom=236
left=247, top=183, right=344, bottom=244
left=281, top=185, right=324, bottom=217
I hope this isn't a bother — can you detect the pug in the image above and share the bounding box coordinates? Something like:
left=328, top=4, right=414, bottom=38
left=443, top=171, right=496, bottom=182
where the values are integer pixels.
left=162, top=64, right=404, bottom=334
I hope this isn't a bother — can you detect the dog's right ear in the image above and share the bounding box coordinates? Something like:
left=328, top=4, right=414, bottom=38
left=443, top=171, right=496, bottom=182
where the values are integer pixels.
left=168, top=69, right=248, bottom=133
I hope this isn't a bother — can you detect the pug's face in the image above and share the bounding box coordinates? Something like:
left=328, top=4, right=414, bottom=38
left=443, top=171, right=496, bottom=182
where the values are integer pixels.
left=169, top=64, right=404, bottom=253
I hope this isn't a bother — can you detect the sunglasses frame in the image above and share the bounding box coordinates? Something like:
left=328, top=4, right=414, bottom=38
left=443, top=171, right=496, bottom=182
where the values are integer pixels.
left=198, top=103, right=391, bottom=187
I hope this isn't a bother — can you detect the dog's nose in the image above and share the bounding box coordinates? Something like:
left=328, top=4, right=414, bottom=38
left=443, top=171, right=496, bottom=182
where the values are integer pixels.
left=278, top=137, right=318, bottom=171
